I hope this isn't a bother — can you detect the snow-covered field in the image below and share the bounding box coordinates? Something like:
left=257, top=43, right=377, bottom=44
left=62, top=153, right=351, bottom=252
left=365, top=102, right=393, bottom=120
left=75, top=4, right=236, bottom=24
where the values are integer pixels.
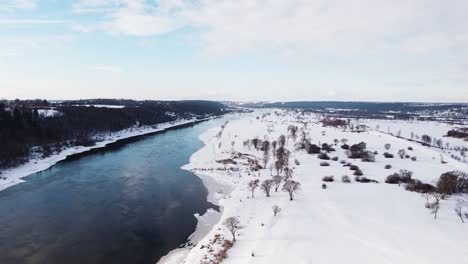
left=0, top=117, right=211, bottom=192
left=160, top=110, right=468, bottom=264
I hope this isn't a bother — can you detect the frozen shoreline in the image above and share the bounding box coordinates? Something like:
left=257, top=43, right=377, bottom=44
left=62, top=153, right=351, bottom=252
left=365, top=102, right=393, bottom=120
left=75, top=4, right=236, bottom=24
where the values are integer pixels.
left=0, top=117, right=213, bottom=192
left=157, top=123, right=236, bottom=264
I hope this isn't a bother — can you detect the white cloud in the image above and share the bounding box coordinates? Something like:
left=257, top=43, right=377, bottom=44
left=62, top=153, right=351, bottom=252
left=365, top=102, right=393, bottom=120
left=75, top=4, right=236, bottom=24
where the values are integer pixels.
left=71, top=0, right=468, bottom=57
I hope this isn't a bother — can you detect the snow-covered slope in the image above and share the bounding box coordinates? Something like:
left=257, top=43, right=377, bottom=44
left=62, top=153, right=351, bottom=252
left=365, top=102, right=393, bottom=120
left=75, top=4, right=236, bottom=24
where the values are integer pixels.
left=160, top=110, right=468, bottom=264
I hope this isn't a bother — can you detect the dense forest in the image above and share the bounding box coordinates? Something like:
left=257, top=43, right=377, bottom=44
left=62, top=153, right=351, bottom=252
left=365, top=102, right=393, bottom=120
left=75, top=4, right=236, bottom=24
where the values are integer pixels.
left=0, top=99, right=227, bottom=170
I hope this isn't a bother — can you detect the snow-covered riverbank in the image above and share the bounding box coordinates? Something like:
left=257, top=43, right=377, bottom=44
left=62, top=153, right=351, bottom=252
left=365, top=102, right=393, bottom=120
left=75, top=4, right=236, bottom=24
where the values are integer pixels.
left=0, top=117, right=214, bottom=192
left=159, top=110, right=468, bottom=264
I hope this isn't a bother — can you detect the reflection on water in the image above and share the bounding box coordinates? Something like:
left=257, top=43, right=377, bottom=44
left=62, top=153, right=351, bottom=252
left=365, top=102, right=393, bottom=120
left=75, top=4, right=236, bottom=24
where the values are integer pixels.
left=0, top=117, right=227, bottom=264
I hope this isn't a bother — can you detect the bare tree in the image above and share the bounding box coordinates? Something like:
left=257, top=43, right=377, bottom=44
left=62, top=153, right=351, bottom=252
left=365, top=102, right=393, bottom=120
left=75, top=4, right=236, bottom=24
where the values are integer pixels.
left=272, top=205, right=281, bottom=216
left=272, top=175, right=282, bottom=192
left=436, top=139, right=444, bottom=149
left=428, top=192, right=443, bottom=219
left=261, top=179, right=274, bottom=197
left=284, top=167, right=293, bottom=180
left=429, top=202, right=440, bottom=219
left=275, top=147, right=287, bottom=173
left=262, top=141, right=271, bottom=167
left=422, top=135, right=432, bottom=145
left=282, top=180, right=301, bottom=201
left=248, top=180, right=259, bottom=198
left=223, top=217, right=241, bottom=242
left=421, top=192, right=431, bottom=208
left=288, top=125, right=298, bottom=142
left=454, top=199, right=466, bottom=223
left=398, top=149, right=406, bottom=159
left=271, top=140, right=277, bottom=157
left=278, top=135, right=286, bottom=148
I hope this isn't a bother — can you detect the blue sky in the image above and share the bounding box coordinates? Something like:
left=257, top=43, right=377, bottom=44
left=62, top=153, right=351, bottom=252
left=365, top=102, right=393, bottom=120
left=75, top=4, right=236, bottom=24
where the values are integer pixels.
left=1, top=0, right=467, bottom=102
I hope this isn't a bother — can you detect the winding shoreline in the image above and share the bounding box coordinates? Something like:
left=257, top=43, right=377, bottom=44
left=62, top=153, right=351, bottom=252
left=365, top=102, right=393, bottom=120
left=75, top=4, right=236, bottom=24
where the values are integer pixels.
left=157, top=118, right=238, bottom=264
left=0, top=117, right=216, bottom=193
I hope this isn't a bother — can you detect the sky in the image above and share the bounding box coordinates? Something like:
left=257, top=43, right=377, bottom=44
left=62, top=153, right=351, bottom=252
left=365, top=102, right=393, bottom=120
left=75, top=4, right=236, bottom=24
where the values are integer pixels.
left=1, top=0, right=467, bottom=102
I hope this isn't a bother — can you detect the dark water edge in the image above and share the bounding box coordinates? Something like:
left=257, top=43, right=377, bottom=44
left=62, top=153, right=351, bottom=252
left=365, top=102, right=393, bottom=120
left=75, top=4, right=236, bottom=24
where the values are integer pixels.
left=0, top=116, right=229, bottom=264
left=63, top=118, right=213, bottom=162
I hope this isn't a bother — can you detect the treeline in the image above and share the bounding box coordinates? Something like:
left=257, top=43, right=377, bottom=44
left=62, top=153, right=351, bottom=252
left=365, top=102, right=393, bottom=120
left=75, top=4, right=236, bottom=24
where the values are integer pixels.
left=0, top=100, right=226, bottom=169
left=260, top=101, right=468, bottom=112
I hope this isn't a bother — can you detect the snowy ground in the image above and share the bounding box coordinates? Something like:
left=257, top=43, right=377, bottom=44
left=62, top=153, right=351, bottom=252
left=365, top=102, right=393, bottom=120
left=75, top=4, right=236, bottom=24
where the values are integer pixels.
left=160, top=110, right=468, bottom=264
left=0, top=117, right=212, bottom=192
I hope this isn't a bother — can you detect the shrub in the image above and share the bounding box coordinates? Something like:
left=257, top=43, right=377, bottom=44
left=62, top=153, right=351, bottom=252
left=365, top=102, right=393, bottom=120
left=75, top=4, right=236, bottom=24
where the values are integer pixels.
left=321, top=143, right=335, bottom=152
left=331, top=156, right=339, bottom=161
left=340, top=160, right=346, bottom=164
left=383, top=152, right=394, bottom=158
left=385, top=170, right=413, bottom=184
left=398, top=149, right=406, bottom=158
left=436, top=171, right=468, bottom=195
left=320, top=162, right=330, bottom=167
left=408, top=146, right=413, bottom=151
left=353, top=169, right=364, bottom=176
left=349, top=165, right=360, bottom=171
left=404, top=154, right=410, bottom=159
left=405, top=180, right=436, bottom=193
left=385, top=173, right=401, bottom=184
left=343, top=162, right=352, bottom=167
left=305, top=143, right=321, bottom=154
left=355, top=176, right=378, bottom=183
left=318, top=152, right=331, bottom=160
left=322, top=176, right=334, bottom=182
left=341, top=175, right=351, bottom=183
left=341, top=144, right=350, bottom=150
left=384, top=164, right=392, bottom=169
left=411, top=156, right=417, bottom=161
left=322, top=183, right=327, bottom=189
left=361, top=151, right=376, bottom=162
left=348, top=142, right=368, bottom=159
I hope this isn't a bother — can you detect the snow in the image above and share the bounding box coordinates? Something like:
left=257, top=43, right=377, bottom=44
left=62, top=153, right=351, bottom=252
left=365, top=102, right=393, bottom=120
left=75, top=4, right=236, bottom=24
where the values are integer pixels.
left=76, top=104, right=126, bottom=108
left=0, top=117, right=212, bottom=192
left=159, top=110, right=468, bottom=264
left=37, top=109, right=61, bottom=117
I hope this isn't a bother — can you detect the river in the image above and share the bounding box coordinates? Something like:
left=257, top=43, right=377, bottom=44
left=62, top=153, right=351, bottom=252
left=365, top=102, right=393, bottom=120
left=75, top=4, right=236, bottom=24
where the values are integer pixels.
left=0, top=117, right=228, bottom=264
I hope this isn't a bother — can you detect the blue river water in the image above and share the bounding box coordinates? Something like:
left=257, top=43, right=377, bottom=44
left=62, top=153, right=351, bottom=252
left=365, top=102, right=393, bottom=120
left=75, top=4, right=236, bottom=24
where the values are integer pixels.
left=0, top=117, right=228, bottom=264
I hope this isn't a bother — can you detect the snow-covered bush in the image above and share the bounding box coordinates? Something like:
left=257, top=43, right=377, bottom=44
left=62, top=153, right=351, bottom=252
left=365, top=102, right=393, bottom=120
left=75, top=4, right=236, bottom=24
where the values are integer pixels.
left=272, top=205, right=281, bottom=216
left=436, top=171, right=468, bottom=195
left=320, top=162, right=330, bottom=167
left=318, top=152, right=331, bottom=160
left=383, top=152, right=394, bottom=158
left=385, top=170, right=413, bottom=184
left=353, top=169, right=364, bottom=176
left=398, top=149, right=406, bottom=158
left=355, top=176, right=378, bottom=183
left=341, top=175, right=351, bottom=183
left=322, top=176, right=334, bottom=182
